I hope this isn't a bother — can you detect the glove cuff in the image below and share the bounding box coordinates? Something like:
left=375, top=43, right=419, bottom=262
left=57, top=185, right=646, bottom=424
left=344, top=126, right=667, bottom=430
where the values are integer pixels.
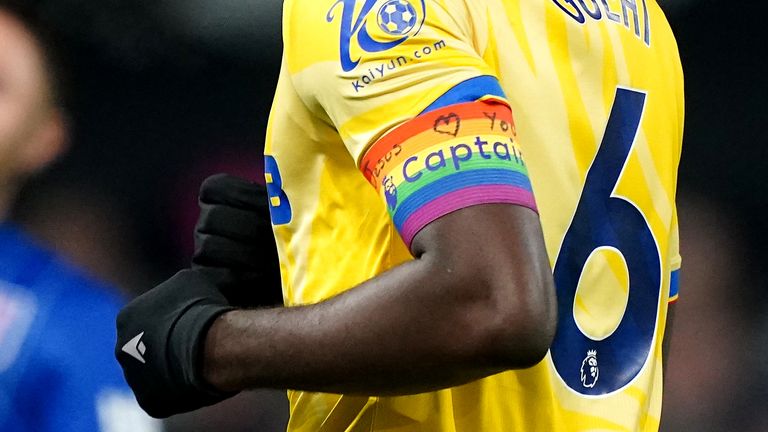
left=167, top=270, right=238, bottom=402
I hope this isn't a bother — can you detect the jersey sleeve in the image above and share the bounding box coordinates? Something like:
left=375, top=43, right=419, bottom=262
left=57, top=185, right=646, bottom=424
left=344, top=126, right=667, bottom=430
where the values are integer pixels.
left=286, top=0, right=500, bottom=160
left=285, top=0, right=537, bottom=247
left=668, top=206, right=681, bottom=303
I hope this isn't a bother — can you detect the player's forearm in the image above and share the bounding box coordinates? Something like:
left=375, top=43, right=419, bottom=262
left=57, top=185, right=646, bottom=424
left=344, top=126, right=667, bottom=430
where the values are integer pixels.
left=203, top=259, right=493, bottom=394
left=203, top=246, right=553, bottom=395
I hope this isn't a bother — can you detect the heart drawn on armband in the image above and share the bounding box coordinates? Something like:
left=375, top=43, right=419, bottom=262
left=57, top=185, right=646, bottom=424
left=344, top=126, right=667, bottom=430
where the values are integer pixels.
left=433, top=113, right=461, bottom=137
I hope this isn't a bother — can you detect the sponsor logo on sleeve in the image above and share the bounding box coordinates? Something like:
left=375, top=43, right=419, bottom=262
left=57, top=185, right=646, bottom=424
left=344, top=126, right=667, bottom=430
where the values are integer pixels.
left=326, top=0, right=427, bottom=72
left=327, top=0, right=450, bottom=92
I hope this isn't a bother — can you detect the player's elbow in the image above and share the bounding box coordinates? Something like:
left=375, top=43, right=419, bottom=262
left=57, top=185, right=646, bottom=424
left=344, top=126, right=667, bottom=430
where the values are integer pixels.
left=488, top=297, right=557, bottom=369
left=414, top=204, right=557, bottom=370
left=472, top=277, right=557, bottom=370
left=421, top=249, right=557, bottom=369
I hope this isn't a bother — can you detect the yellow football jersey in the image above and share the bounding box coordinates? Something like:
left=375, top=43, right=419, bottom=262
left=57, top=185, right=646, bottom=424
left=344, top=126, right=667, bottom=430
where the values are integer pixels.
left=264, top=0, right=684, bottom=431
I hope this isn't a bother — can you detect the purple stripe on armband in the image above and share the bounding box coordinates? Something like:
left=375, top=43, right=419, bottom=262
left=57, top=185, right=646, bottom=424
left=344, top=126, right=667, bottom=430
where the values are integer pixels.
left=399, top=184, right=538, bottom=246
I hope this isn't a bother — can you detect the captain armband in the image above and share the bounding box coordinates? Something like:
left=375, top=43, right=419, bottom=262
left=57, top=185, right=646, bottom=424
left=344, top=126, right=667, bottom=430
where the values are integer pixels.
left=360, top=99, right=538, bottom=248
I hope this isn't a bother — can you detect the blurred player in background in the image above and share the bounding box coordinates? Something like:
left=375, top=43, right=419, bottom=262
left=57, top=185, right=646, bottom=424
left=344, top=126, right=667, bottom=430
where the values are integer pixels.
left=0, top=2, right=160, bottom=431
left=117, top=0, right=683, bottom=431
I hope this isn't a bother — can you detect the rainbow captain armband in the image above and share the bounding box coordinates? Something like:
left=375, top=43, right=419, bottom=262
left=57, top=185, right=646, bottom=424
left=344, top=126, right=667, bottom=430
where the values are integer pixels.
left=360, top=99, right=538, bottom=248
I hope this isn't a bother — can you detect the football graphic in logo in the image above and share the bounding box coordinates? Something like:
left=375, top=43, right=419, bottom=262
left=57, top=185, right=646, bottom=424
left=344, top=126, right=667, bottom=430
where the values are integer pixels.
left=377, top=0, right=418, bottom=36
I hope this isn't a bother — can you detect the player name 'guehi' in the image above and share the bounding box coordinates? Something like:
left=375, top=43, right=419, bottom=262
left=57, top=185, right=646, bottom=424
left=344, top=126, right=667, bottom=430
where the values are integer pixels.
left=551, top=0, right=651, bottom=46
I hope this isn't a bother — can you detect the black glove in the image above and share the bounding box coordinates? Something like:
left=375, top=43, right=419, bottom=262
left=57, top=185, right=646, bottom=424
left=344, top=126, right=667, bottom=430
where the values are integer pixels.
left=192, top=174, right=283, bottom=308
left=115, top=270, right=236, bottom=418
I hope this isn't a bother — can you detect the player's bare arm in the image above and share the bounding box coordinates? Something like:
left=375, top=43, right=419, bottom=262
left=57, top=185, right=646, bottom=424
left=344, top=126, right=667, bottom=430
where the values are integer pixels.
left=115, top=163, right=556, bottom=417
left=203, top=203, right=556, bottom=395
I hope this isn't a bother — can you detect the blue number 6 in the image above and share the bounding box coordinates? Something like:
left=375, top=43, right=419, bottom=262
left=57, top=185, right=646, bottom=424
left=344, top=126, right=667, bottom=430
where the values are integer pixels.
left=550, top=88, right=662, bottom=395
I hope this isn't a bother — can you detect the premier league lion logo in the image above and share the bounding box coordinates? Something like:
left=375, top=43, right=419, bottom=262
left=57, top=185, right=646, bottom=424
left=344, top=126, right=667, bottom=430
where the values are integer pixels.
left=382, top=176, right=398, bottom=210
left=580, top=350, right=599, bottom=389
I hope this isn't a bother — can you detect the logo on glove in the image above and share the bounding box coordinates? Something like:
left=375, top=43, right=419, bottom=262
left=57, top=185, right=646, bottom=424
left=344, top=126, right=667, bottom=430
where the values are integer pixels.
left=122, top=332, right=147, bottom=364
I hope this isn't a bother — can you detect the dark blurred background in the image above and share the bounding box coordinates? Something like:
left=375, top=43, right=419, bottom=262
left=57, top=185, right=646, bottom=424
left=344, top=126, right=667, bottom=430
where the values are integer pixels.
left=9, top=1, right=766, bottom=431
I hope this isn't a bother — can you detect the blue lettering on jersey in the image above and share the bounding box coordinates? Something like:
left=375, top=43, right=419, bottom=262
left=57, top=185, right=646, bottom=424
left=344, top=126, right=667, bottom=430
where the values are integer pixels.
left=327, top=0, right=427, bottom=72
left=551, top=0, right=651, bottom=46
left=265, top=156, right=293, bottom=225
